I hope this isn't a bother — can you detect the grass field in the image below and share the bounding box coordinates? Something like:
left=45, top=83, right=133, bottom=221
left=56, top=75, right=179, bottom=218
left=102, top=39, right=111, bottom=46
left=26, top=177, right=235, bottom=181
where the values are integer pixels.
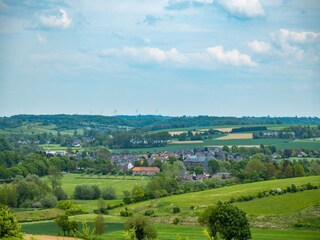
left=112, top=137, right=320, bottom=153
left=111, top=176, right=320, bottom=218
left=19, top=176, right=320, bottom=239
left=45, top=173, right=150, bottom=199
left=15, top=208, right=64, bottom=222
left=0, top=123, right=84, bottom=136
left=21, top=221, right=320, bottom=240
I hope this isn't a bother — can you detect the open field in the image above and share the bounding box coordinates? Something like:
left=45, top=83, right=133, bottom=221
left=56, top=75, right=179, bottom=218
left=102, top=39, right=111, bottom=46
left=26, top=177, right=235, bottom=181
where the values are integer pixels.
left=19, top=176, right=320, bottom=239
left=39, top=144, right=82, bottom=151
left=47, top=173, right=149, bottom=199
left=15, top=208, right=65, bottom=222
left=112, top=137, right=320, bottom=153
left=111, top=176, right=320, bottom=217
left=152, top=124, right=301, bottom=134
left=171, top=140, right=204, bottom=144
left=216, top=133, right=253, bottom=140
left=21, top=221, right=320, bottom=240
left=213, top=127, right=233, bottom=132
left=0, top=123, right=84, bottom=136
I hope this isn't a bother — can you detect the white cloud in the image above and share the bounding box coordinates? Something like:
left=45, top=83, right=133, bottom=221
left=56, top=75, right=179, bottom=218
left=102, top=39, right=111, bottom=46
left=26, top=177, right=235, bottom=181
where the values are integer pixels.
left=271, top=29, right=320, bottom=61
left=248, top=40, right=271, bottom=53
left=277, top=29, right=320, bottom=43
left=207, top=45, right=257, bottom=67
left=217, top=0, right=264, bottom=18
left=38, top=8, right=72, bottom=29
left=100, top=47, right=187, bottom=64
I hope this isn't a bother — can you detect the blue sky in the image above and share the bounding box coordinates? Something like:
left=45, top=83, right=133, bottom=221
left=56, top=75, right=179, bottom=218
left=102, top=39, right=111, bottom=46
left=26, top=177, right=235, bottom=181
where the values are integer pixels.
left=0, top=0, right=319, bottom=117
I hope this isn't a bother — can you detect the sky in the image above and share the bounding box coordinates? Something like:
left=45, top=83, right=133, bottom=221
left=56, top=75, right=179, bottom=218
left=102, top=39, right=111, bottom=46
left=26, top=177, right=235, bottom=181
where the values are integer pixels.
left=0, top=0, right=319, bottom=117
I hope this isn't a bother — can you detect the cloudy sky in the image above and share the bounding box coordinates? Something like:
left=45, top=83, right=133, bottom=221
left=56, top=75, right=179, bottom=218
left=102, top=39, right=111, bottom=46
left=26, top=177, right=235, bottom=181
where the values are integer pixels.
left=0, top=0, right=319, bottom=117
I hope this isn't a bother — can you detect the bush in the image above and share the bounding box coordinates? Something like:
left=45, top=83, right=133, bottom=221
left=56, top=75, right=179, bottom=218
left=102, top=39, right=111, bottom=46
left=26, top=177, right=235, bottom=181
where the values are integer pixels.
left=101, top=186, right=116, bottom=200
left=173, top=217, right=180, bottom=225
left=0, top=204, right=23, bottom=239
left=40, top=194, right=58, bottom=208
left=144, top=210, right=155, bottom=216
left=173, top=206, right=180, bottom=214
left=93, top=208, right=109, bottom=214
left=56, top=200, right=84, bottom=215
left=125, top=215, right=157, bottom=240
left=54, top=187, right=68, bottom=201
left=73, top=185, right=101, bottom=200
left=120, top=207, right=133, bottom=217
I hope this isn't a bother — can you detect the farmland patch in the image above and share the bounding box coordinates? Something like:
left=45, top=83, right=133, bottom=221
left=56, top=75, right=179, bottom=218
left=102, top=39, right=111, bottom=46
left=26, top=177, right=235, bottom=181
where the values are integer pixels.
left=216, top=133, right=253, bottom=140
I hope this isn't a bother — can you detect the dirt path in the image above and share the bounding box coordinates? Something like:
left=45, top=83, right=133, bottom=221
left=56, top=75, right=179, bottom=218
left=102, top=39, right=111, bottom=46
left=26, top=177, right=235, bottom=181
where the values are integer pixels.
left=24, top=234, right=81, bottom=240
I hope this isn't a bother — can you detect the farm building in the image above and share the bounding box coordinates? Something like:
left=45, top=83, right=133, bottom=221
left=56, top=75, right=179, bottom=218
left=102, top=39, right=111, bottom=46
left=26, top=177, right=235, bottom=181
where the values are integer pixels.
left=132, top=167, right=160, bottom=175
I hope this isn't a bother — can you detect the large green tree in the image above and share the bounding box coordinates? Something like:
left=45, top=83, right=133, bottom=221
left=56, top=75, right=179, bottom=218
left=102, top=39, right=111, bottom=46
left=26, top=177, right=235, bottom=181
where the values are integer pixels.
left=198, top=203, right=251, bottom=240
left=0, top=204, right=23, bottom=239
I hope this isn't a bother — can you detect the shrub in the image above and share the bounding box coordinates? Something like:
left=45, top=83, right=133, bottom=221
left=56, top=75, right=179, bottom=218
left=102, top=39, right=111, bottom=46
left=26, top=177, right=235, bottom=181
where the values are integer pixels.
left=125, top=215, right=157, bottom=240
left=101, top=186, right=116, bottom=200
left=120, top=207, right=133, bottom=217
left=173, top=206, right=180, bottom=214
left=144, top=210, right=155, bottom=216
left=40, top=194, right=58, bottom=208
left=73, top=185, right=100, bottom=200
left=173, top=217, right=180, bottom=225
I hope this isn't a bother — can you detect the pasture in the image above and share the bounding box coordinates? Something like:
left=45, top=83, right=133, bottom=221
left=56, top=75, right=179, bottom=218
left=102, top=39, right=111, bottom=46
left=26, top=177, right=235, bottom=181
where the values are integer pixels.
left=111, top=176, right=320, bottom=217
left=21, top=221, right=320, bottom=240
left=0, top=123, right=84, bottom=136
left=19, top=176, right=320, bottom=239
left=113, top=137, right=320, bottom=153
left=49, top=173, right=149, bottom=199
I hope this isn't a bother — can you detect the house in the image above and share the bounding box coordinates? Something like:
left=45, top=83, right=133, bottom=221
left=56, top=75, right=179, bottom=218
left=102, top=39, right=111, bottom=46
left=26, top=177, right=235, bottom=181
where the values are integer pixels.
left=214, top=172, right=231, bottom=179
left=184, top=155, right=208, bottom=168
left=132, top=167, right=160, bottom=175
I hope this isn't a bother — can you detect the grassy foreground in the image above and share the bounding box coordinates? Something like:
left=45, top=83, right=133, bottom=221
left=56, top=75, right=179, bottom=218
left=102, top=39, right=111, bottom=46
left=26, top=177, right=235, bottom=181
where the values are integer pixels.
left=21, top=221, right=320, bottom=240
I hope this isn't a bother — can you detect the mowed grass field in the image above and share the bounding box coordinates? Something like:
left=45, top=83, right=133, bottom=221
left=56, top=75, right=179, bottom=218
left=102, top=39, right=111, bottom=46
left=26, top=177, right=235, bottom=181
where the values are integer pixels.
left=111, top=176, right=320, bottom=217
left=45, top=173, right=149, bottom=199
left=21, top=221, right=320, bottom=240
left=0, top=123, right=84, bottom=136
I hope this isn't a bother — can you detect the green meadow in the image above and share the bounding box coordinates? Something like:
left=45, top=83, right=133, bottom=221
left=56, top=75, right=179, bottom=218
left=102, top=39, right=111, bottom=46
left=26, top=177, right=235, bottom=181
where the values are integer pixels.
left=111, top=176, right=320, bottom=218
left=17, top=175, right=320, bottom=239
left=43, top=173, right=149, bottom=199
left=21, top=221, right=320, bottom=240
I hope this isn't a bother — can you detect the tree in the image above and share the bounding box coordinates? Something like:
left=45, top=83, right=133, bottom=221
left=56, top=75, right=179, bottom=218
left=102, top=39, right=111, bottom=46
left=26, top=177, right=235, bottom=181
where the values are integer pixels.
left=198, top=203, right=251, bottom=240
left=293, top=163, right=305, bottom=177
left=131, top=185, right=145, bottom=202
left=208, top=159, right=220, bottom=175
left=245, top=159, right=267, bottom=181
left=94, top=214, right=105, bottom=238
left=194, top=166, right=204, bottom=175
left=0, top=204, right=23, bottom=239
left=125, top=215, right=157, bottom=240
left=55, top=214, right=70, bottom=236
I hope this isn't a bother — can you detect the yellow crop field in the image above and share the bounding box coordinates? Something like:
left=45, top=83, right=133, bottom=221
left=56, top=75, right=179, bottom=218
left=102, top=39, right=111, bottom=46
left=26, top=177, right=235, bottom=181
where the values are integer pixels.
left=213, top=127, right=233, bottom=133
left=216, top=133, right=253, bottom=140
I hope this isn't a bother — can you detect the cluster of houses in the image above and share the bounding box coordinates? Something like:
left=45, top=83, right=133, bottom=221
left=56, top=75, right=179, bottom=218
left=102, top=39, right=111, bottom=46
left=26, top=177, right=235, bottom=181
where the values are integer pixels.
left=111, top=147, right=240, bottom=178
